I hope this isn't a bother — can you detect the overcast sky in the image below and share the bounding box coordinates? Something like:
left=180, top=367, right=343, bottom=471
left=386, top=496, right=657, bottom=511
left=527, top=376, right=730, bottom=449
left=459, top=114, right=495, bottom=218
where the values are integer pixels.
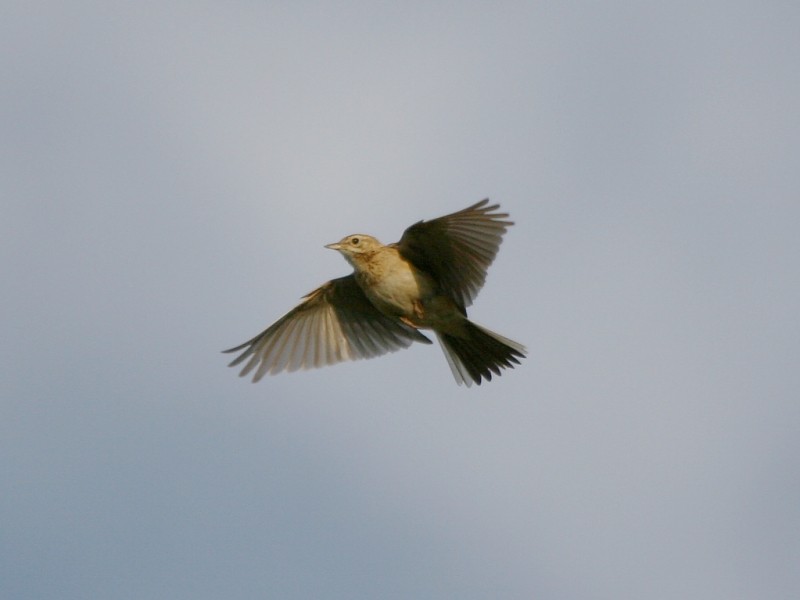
left=2, top=2, right=799, bottom=599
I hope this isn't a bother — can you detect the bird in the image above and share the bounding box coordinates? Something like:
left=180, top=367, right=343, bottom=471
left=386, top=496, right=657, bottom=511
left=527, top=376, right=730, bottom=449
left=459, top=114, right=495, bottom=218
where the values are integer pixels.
left=223, top=199, right=526, bottom=386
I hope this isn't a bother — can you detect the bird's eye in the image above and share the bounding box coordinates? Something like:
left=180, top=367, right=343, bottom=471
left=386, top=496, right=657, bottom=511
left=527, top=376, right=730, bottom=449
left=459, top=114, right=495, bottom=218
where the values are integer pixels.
left=351, top=237, right=360, bottom=245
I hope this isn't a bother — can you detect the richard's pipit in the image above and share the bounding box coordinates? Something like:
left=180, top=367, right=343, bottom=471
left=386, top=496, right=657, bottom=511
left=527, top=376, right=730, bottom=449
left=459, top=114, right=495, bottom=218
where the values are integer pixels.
left=224, top=199, right=525, bottom=386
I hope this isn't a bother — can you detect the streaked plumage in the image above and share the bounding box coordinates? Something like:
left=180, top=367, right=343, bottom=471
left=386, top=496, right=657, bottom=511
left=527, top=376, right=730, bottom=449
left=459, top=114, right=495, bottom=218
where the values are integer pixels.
left=224, top=199, right=526, bottom=386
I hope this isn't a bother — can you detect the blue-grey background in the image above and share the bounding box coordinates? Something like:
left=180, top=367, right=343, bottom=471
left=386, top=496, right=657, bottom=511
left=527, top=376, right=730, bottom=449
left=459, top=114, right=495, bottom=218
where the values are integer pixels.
left=3, top=2, right=799, bottom=598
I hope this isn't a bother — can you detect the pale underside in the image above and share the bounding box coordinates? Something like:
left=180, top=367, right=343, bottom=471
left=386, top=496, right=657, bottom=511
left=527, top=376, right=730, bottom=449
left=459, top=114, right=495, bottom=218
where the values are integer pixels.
left=223, top=199, right=522, bottom=384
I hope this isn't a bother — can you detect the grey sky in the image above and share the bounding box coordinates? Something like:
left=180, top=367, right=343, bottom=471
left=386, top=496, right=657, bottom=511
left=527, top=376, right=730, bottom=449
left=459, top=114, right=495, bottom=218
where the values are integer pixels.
left=2, top=2, right=799, bottom=599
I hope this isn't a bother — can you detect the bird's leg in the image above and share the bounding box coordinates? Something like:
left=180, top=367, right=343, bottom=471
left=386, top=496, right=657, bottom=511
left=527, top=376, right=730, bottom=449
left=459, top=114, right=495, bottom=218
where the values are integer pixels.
left=412, top=299, right=425, bottom=320
left=399, top=316, right=417, bottom=328
left=399, top=299, right=426, bottom=329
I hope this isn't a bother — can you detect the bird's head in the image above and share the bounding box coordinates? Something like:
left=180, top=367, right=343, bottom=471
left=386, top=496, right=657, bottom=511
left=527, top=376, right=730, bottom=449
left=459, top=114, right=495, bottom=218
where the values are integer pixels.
left=325, top=234, right=382, bottom=268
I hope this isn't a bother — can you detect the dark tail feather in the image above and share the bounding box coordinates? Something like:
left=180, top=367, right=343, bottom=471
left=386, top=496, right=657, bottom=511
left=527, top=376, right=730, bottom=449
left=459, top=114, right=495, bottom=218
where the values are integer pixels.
left=436, top=321, right=526, bottom=386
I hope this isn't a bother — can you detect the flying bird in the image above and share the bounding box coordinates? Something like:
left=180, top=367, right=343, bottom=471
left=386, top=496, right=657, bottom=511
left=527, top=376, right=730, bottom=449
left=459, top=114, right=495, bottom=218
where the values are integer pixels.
left=224, top=199, right=526, bottom=386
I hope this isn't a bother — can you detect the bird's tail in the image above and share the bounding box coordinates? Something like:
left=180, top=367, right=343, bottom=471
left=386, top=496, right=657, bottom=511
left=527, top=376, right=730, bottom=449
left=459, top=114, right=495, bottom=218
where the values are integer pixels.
left=435, top=321, right=526, bottom=386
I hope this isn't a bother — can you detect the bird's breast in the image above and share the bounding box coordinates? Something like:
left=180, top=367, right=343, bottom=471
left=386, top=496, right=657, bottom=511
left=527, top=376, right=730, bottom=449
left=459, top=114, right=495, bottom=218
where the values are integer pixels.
left=355, top=251, right=435, bottom=318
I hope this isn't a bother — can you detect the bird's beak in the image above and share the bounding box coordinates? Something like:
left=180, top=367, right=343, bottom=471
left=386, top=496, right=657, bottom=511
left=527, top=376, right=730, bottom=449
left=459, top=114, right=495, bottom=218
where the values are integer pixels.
left=325, top=242, right=341, bottom=251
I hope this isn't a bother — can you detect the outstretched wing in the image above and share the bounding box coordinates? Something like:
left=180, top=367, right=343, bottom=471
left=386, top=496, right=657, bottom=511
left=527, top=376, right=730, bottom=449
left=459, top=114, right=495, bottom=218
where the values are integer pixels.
left=223, top=275, right=432, bottom=382
left=396, top=199, right=513, bottom=309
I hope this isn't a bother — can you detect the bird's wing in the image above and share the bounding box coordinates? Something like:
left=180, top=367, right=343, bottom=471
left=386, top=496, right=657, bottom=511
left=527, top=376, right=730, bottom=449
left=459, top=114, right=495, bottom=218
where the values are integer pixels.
left=395, top=199, right=513, bottom=309
left=223, top=275, right=432, bottom=381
